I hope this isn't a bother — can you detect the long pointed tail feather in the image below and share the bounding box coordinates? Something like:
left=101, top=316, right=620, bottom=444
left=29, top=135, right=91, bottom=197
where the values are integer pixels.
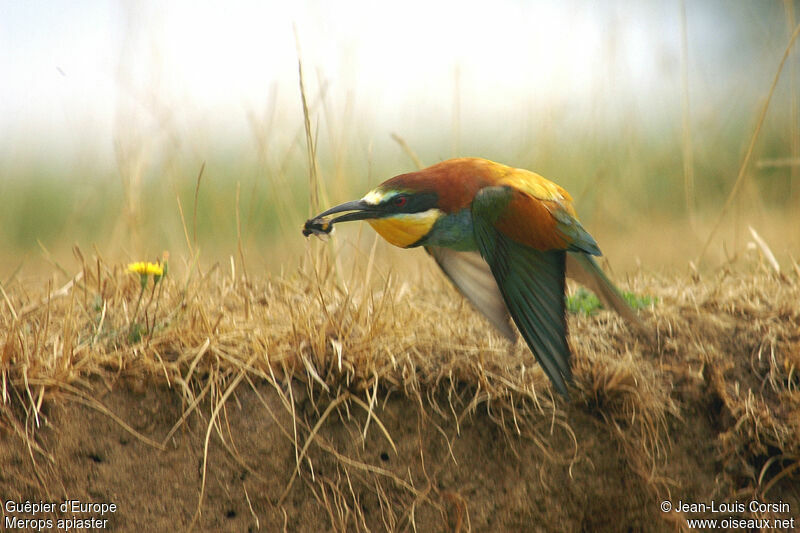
left=566, top=253, right=654, bottom=341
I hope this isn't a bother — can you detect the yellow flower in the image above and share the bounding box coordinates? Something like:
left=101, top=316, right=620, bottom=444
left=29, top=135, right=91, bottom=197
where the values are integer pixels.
left=127, top=261, right=164, bottom=277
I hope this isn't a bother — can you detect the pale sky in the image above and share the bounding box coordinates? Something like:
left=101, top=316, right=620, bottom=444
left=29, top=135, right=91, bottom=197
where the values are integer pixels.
left=0, top=0, right=788, bottom=166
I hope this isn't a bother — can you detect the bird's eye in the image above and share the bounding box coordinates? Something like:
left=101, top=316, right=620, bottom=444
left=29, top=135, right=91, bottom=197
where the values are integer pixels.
left=393, top=196, right=408, bottom=208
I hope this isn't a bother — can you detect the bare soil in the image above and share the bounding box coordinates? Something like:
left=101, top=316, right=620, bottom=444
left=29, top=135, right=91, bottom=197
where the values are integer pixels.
left=1, top=375, right=704, bottom=532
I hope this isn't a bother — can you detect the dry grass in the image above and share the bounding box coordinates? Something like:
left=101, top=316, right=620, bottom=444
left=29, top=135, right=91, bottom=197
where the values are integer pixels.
left=1, top=241, right=798, bottom=530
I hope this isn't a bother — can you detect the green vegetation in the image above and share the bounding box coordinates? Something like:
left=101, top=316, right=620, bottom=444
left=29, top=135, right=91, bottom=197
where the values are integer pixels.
left=567, top=287, right=657, bottom=315
left=567, top=287, right=603, bottom=315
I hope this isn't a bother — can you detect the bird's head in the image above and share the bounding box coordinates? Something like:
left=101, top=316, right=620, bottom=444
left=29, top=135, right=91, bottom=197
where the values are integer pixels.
left=303, top=158, right=502, bottom=248
left=304, top=179, right=442, bottom=248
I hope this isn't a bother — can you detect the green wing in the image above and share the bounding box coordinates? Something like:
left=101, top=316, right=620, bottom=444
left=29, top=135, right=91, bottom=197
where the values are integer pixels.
left=472, top=186, right=571, bottom=397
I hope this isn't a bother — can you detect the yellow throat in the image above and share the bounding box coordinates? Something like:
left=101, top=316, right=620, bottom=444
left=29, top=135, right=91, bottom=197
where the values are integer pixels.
left=367, top=209, right=442, bottom=248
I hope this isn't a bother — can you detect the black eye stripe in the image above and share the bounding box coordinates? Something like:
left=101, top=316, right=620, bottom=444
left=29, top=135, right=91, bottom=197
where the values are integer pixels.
left=380, top=191, right=438, bottom=214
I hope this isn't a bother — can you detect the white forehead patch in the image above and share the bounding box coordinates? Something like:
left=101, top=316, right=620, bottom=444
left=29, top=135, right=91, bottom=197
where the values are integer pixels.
left=362, top=189, right=396, bottom=205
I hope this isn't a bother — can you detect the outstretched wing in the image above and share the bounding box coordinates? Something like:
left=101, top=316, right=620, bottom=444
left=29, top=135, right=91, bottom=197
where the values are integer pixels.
left=426, top=247, right=516, bottom=342
left=472, top=185, right=571, bottom=397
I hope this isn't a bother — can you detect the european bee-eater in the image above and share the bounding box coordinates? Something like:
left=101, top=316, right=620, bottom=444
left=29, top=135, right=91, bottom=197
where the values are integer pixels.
left=303, top=157, right=646, bottom=398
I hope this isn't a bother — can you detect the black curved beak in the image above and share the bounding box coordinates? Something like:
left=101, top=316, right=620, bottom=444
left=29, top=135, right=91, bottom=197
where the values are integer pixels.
left=303, top=199, right=380, bottom=237
left=316, top=199, right=379, bottom=223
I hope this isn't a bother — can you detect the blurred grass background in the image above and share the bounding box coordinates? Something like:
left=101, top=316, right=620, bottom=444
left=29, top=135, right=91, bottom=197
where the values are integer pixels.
left=1, top=0, right=799, bottom=278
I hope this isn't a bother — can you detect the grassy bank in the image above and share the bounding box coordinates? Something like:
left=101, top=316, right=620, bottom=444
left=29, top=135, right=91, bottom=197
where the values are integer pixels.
left=0, top=247, right=798, bottom=530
